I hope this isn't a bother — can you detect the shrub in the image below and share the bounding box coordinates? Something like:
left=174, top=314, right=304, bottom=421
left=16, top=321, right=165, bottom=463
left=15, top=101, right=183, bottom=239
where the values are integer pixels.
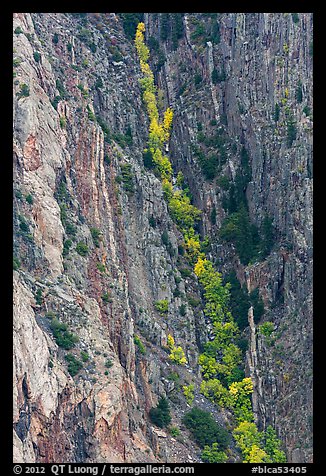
left=134, top=334, right=146, bottom=354
left=14, top=26, right=23, bottom=35
left=191, top=22, right=205, bottom=42
left=200, top=378, right=232, bottom=406
left=80, top=351, right=90, bottom=362
left=96, top=262, right=106, bottom=273
left=33, top=51, right=41, bottom=62
left=149, top=397, right=171, bottom=428
left=286, top=119, right=297, bottom=147
left=274, top=103, right=280, bottom=122
left=167, top=371, right=180, bottom=382
left=201, top=443, right=228, bottom=463
left=161, top=230, right=169, bottom=246
left=51, top=95, right=61, bottom=110
left=179, top=304, right=186, bottom=316
left=17, top=83, right=30, bottom=98
left=65, top=354, right=83, bottom=376
left=90, top=227, right=101, bottom=247
left=179, top=267, right=192, bottom=279
left=87, top=105, right=96, bottom=121
left=194, top=257, right=231, bottom=322
left=56, top=79, right=66, bottom=99
left=173, top=287, right=181, bottom=297
left=154, top=299, right=168, bottom=314
left=292, top=13, right=299, bottom=23
left=217, top=175, right=230, bottom=191
left=101, top=291, right=112, bottom=303
left=200, top=153, right=219, bottom=180
left=183, top=384, right=195, bottom=405
left=25, top=194, right=33, bottom=205
left=148, top=215, right=156, bottom=227
left=167, top=334, right=187, bottom=365
left=105, top=359, right=113, bottom=368
left=45, top=311, right=56, bottom=319
left=182, top=407, right=230, bottom=449
left=187, top=295, right=201, bottom=308
left=118, top=164, right=134, bottom=193
left=62, top=239, right=72, bottom=257
left=94, top=76, right=103, bottom=89
left=168, top=190, right=201, bottom=230
left=65, top=222, right=77, bottom=236
left=169, top=426, right=181, bottom=437
left=194, top=73, right=202, bottom=87
left=13, top=256, right=21, bottom=270
left=53, top=33, right=59, bottom=44
left=212, top=67, right=226, bottom=84
left=76, top=241, right=89, bottom=256
left=50, top=319, right=78, bottom=349
left=143, top=149, right=155, bottom=169
left=35, top=288, right=43, bottom=305
left=258, top=321, right=274, bottom=337
left=60, top=116, right=66, bottom=129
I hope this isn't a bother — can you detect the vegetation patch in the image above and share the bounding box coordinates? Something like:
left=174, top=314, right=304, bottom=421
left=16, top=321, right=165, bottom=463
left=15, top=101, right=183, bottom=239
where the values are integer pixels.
left=65, top=353, right=83, bottom=377
left=182, top=407, right=230, bottom=449
left=149, top=397, right=171, bottom=428
left=154, top=299, right=168, bottom=314
left=76, top=242, right=89, bottom=256
left=50, top=319, right=78, bottom=349
left=167, top=334, right=187, bottom=365
left=134, top=334, right=146, bottom=354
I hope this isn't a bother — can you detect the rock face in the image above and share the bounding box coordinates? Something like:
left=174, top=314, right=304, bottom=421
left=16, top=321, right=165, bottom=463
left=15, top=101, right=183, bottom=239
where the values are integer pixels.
left=13, top=13, right=313, bottom=463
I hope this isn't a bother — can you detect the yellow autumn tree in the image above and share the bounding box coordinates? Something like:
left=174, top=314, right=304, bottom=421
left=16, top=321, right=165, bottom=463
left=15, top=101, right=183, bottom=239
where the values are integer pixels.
left=134, top=23, right=150, bottom=63
left=163, top=107, right=173, bottom=141
left=166, top=334, right=187, bottom=365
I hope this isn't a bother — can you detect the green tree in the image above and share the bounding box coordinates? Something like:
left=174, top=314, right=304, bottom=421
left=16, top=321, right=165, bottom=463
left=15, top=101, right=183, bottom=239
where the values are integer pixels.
left=50, top=319, right=78, bottom=349
left=183, top=384, right=195, bottom=405
left=229, top=378, right=254, bottom=422
left=149, top=397, right=171, bottom=428
left=201, top=443, right=228, bottom=463
left=233, top=421, right=263, bottom=461
left=200, top=378, right=231, bottom=407
left=258, top=322, right=274, bottom=337
left=182, top=407, right=230, bottom=449
left=263, top=426, right=287, bottom=462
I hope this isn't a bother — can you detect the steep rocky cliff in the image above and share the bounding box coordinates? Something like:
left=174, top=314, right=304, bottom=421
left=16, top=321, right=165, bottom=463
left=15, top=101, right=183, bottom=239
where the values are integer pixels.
left=13, top=12, right=313, bottom=464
